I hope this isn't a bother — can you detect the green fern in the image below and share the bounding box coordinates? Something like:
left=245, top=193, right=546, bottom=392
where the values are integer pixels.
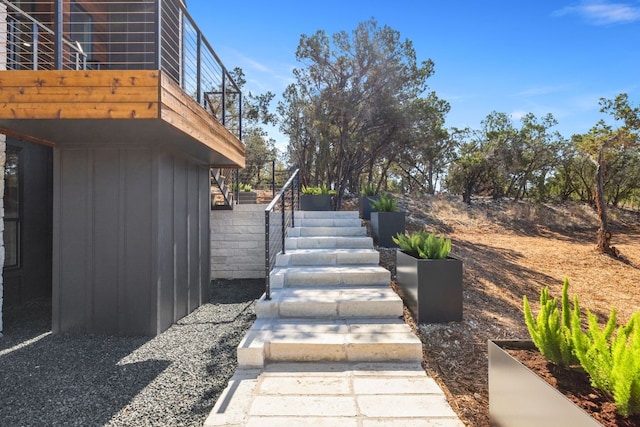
left=523, top=278, right=579, bottom=366
left=360, top=182, right=377, bottom=196
left=573, top=310, right=640, bottom=416
left=392, top=230, right=451, bottom=260
left=371, top=194, right=398, bottom=212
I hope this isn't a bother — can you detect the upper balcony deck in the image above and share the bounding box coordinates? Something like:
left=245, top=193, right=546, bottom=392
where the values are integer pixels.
left=0, top=0, right=244, bottom=167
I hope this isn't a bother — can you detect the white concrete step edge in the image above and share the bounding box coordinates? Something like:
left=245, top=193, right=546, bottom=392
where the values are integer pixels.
left=296, top=217, right=362, bottom=227
left=285, top=236, right=374, bottom=250
left=287, top=226, right=367, bottom=237
left=275, top=248, right=380, bottom=267
left=269, top=265, right=390, bottom=289
left=256, top=286, right=403, bottom=319
left=296, top=210, right=359, bottom=219
left=237, top=318, right=423, bottom=367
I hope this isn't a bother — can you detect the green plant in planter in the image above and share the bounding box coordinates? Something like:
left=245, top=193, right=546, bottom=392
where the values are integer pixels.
left=371, top=194, right=397, bottom=212
left=392, top=231, right=451, bottom=260
left=302, top=184, right=336, bottom=195
left=523, top=278, right=580, bottom=366
left=241, top=183, right=253, bottom=192
left=360, top=182, right=377, bottom=196
left=572, top=308, right=640, bottom=416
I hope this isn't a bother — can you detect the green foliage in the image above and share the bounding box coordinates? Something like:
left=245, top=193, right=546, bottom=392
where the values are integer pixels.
left=360, top=182, right=378, bottom=196
left=573, top=310, right=640, bottom=416
left=370, top=194, right=398, bottom=212
left=234, top=182, right=253, bottom=192
left=523, top=278, right=580, bottom=366
left=392, top=230, right=451, bottom=260
left=301, top=184, right=335, bottom=195
left=524, top=279, right=640, bottom=416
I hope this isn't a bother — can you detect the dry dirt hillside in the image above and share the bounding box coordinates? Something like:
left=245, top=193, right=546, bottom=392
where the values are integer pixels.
left=347, top=194, right=640, bottom=427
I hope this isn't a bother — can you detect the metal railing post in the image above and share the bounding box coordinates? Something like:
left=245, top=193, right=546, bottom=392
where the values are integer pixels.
left=281, top=192, right=286, bottom=255
left=154, top=0, right=162, bottom=70
left=32, top=21, right=38, bottom=70
left=196, top=31, right=202, bottom=104
left=265, top=210, right=271, bottom=300
left=54, top=0, right=62, bottom=70
left=221, top=72, right=226, bottom=126
left=271, top=160, right=276, bottom=199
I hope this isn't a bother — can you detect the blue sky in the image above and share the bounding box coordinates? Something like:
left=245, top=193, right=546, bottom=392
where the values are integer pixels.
left=186, top=1, right=640, bottom=149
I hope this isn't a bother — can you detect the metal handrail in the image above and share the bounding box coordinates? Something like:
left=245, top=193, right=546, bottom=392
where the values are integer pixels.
left=264, top=169, right=300, bottom=300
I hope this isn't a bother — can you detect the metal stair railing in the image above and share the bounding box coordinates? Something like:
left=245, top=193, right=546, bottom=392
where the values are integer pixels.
left=264, top=169, right=300, bottom=300
left=210, top=167, right=236, bottom=209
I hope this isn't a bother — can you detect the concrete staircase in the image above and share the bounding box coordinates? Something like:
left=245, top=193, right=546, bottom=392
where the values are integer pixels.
left=237, top=210, right=422, bottom=367
left=204, top=210, right=464, bottom=427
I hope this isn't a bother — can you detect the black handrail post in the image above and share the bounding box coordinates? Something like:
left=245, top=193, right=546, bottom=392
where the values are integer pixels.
left=291, top=178, right=295, bottom=229
left=221, top=72, right=226, bottom=126
left=281, top=192, right=286, bottom=255
left=154, top=0, right=162, bottom=70
left=238, top=92, right=242, bottom=140
left=271, top=160, right=276, bottom=199
left=264, top=209, right=271, bottom=300
left=196, top=31, right=202, bottom=104
left=54, top=0, right=62, bottom=70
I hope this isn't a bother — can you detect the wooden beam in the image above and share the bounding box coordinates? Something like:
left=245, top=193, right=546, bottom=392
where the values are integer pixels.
left=0, top=126, right=56, bottom=147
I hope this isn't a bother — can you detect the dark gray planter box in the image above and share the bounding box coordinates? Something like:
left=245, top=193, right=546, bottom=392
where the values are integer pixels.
left=359, top=195, right=379, bottom=220
left=488, top=340, right=603, bottom=427
left=395, top=250, right=462, bottom=323
left=370, top=211, right=405, bottom=248
left=238, top=191, right=257, bottom=204
left=300, top=194, right=332, bottom=211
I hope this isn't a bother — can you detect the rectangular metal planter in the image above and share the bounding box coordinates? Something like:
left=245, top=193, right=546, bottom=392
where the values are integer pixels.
left=488, top=340, right=603, bottom=427
left=395, top=250, right=462, bottom=323
left=370, top=211, right=405, bottom=248
left=300, top=194, right=332, bottom=211
left=238, top=191, right=257, bottom=204
left=359, top=195, right=380, bottom=220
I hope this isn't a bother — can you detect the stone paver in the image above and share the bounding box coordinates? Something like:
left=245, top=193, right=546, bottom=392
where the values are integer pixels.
left=204, top=363, right=465, bottom=427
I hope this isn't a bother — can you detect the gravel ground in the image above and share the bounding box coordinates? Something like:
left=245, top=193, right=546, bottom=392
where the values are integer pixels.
left=0, top=279, right=264, bottom=427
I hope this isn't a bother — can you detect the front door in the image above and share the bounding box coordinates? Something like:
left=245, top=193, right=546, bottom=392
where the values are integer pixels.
left=3, top=138, right=53, bottom=306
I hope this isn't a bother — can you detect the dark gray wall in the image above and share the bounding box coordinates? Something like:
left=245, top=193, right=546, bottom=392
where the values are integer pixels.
left=52, top=144, right=210, bottom=336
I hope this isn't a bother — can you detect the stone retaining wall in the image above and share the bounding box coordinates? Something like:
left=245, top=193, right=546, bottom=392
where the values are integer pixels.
left=211, top=204, right=266, bottom=280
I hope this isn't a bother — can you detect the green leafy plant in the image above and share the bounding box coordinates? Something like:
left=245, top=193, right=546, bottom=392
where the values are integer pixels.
left=523, top=278, right=580, bottom=366
left=572, top=309, right=640, bottom=416
left=523, top=280, right=640, bottom=416
left=301, top=184, right=335, bottom=195
left=370, top=194, right=397, bottom=212
left=392, top=230, right=451, bottom=260
left=234, top=182, right=253, bottom=192
left=360, top=182, right=377, bottom=196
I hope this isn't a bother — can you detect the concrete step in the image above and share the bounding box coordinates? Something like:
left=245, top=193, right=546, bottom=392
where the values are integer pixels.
left=269, top=265, right=390, bottom=288
left=275, top=248, right=379, bottom=267
left=288, top=226, right=367, bottom=237
left=285, top=235, right=374, bottom=250
left=256, top=286, right=403, bottom=318
left=296, top=211, right=359, bottom=219
left=237, top=318, right=423, bottom=367
left=296, top=217, right=362, bottom=228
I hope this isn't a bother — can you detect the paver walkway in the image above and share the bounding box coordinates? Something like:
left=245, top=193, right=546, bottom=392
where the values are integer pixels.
left=204, top=211, right=464, bottom=426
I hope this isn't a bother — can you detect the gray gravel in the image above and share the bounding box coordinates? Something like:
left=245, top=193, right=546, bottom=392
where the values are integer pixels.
left=0, top=279, right=264, bottom=427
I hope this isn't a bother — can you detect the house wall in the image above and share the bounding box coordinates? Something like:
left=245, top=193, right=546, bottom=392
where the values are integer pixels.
left=53, top=144, right=210, bottom=336
left=211, top=204, right=266, bottom=280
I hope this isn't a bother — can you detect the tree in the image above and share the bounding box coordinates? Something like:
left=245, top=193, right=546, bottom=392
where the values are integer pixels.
left=577, top=93, right=640, bottom=256
left=278, top=19, right=434, bottom=209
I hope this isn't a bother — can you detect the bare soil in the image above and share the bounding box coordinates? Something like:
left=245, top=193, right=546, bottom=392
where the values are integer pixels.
left=348, top=194, right=640, bottom=427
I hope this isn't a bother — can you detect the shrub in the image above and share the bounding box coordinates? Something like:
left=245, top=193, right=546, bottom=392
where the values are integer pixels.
left=523, top=280, right=640, bottom=416
left=392, top=230, right=451, bottom=260
left=573, top=309, right=640, bottom=416
left=360, top=182, right=377, bottom=196
left=302, top=184, right=335, bottom=195
left=523, top=278, right=580, bottom=366
left=371, top=194, right=397, bottom=212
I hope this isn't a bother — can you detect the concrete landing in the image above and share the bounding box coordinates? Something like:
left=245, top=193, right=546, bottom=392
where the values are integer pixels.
left=204, top=362, right=465, bottom=427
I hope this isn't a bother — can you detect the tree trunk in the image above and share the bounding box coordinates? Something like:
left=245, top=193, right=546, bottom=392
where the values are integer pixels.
left=593, top=145, right=619, bottom=257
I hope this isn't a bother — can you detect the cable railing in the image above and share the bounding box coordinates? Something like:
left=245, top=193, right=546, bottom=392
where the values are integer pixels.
left=0, top=0, right=241, bottom=140
left=264, top=169, right=300, bottom=300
